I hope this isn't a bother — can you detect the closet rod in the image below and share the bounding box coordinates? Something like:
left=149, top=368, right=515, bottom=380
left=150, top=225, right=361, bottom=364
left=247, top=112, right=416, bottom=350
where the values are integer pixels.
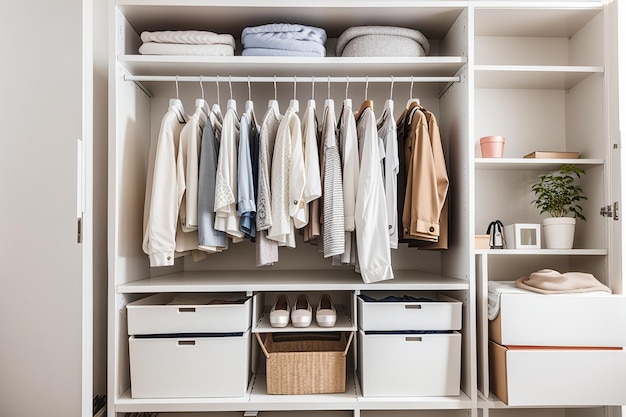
left=123, top=75, right=460, bottom=83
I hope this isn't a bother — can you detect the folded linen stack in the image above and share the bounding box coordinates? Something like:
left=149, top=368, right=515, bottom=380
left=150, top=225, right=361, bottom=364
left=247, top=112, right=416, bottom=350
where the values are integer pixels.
left=241, top=23, right=327, bottom=57
left=139, top=30, right=236, bottom=56
left=336, top=26, right=430, bottom=57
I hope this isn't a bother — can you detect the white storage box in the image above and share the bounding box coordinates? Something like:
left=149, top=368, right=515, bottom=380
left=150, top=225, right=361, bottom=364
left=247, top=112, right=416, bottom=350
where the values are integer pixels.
left=358, top=329, right=461, bottom=396
left=129, top=332, right=250, bottom=398
left=358, top=293, right=462, bottom=331
left=489, top=292, right=626, bottom=347
left=127, top=293, right=252, bottom=335
left=489, top=340, right=626, bottom=406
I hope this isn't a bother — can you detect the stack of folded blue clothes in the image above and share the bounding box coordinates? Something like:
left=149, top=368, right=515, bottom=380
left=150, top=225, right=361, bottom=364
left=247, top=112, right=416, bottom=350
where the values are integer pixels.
left=241, top=23, right=327, bottom=57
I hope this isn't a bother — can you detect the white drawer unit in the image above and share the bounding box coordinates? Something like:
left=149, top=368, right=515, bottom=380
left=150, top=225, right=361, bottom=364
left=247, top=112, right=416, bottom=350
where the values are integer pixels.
left=358, top=292, right=462, bottom=331
left=127, top=292, right=252, bottom=334
left=489, top=292, right=626, bottom=347
left=129, top=332, right=251, bottom=398
left=489, top=340, right=626, bottom=406
left=358, top=329, right=461, bottom=397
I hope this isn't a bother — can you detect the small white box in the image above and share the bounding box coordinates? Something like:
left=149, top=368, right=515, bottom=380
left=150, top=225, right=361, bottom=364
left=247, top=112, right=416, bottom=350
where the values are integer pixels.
left=358, top=330, right=461, bottom=396
left=358, top=293, right=462, bottom=331
left=129, top=332, right=250, bottom=398
left=489, top=340, right=626, bottom=406
left=489, top=292, right=626, bottom=347
left=504, top=223, right=541, bottom=249
left=127, top=293, right=252, bottom=335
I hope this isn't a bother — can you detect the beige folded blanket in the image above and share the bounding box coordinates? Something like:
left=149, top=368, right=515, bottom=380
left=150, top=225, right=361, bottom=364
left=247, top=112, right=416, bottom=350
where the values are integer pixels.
left=515, top=268, right=612, bottom=294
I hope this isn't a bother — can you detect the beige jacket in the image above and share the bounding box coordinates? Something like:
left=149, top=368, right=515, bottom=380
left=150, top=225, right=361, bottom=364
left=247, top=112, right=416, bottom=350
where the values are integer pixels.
left=401, top=105, right=449, bottom=242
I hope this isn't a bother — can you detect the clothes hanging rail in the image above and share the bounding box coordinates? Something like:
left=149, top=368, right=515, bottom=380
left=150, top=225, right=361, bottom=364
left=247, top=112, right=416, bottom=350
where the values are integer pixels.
left=123, top=75, right=460, bottom=83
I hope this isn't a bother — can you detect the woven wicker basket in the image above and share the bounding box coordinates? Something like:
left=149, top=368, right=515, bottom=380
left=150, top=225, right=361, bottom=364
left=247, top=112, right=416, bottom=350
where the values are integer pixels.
left=256, top=332, right=354, bottom=395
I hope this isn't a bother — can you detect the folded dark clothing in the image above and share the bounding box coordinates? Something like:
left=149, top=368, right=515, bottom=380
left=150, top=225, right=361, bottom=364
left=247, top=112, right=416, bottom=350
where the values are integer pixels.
left=358, top=294, right=434, bottom=303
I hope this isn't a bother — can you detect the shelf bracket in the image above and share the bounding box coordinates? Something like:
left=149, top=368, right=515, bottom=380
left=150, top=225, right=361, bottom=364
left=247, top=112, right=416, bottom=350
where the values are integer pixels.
left=244, top=411, right=258, bottom=417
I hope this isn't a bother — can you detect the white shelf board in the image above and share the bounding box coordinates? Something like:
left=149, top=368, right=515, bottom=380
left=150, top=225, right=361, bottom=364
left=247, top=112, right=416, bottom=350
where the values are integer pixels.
left=254, top=305, right=355, bottom=333
left=475, top=158, right=604, bottom=171
left=115, top=388, right=251, bottom=413
left=474, top=5, right=603, bottom=38
left=356, top=391, right=473, bottom=410
left=117, top=2, right=466, bottom=39
left=475, top=249, right=607, bottom=256
left=477, top=392, right=600, bottom=409
left=117, top=269, right=470, bottom=293
left=119, top=55, right=466, bottom=78
left=474, top=65, right=603, bottom=89
left=248, top=372, right=359, bottom=410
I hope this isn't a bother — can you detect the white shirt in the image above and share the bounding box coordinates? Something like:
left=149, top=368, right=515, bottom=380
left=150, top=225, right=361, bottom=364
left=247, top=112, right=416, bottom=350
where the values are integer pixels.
left=355, top=105, right=394, bottom=283
left=378, top=99, right=399, bottom=249
left=142, top=103, right=186, bottom=267
left=214, top=100, right=244, bottom=240
left=301, top=100, right=322, bottom=226
left=268, top=102, right=304, bottom=247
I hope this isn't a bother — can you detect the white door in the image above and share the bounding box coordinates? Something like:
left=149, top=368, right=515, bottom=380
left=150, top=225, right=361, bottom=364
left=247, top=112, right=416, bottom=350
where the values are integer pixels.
left=0, top=1, right=92, bottom=416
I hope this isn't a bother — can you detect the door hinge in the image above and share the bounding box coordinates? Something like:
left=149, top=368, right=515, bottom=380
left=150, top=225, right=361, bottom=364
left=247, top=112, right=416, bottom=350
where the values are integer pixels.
left=600, top=202, right=619, bottom=220
left=77, top=216, right=83, bottom=243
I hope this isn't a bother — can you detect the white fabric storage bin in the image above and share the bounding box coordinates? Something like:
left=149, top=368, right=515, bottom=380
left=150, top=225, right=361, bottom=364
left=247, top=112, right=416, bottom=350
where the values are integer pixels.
left=127, top=292, right=252, bottom=334
left=489, top=292, right=626, bottom=347
left=358, top=292, right=462, bottom=331
left=358, top=329, right=461, bottom=396
left=489, top=340, right=626, bottom=406
left=129, top=332, right=250, bottom=398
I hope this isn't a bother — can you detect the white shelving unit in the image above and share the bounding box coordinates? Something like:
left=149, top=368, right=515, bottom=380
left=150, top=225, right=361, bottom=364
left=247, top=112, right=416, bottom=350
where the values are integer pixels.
left=108, top=1, right=623, bottom=417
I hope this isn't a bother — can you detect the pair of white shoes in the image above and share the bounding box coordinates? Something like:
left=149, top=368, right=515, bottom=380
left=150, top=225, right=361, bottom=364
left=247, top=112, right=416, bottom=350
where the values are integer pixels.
left=269, top=293, right=337, bottom=328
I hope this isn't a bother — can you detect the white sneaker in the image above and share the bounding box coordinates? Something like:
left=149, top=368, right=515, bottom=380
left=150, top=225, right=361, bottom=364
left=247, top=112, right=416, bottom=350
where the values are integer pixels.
left=316, top=294, right=337, bottom=327
left=291, top=294, right=312, bottom=328
left=269, top=294, right=290, bottom=328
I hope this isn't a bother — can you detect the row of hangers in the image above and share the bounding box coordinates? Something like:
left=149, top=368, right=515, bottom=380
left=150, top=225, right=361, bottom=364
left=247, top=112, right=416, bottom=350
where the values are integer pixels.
left=168, top=75, right=422, bottom=125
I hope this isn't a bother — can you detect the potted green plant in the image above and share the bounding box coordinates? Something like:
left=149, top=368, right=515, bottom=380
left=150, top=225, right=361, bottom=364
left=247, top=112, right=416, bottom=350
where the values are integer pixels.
left=530, top=164, right=587, bottom=249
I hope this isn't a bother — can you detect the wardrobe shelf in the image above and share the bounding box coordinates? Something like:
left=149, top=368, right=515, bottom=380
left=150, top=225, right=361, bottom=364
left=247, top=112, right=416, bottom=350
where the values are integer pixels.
left=253, top=305, right=355, bottom=333
left=116, top=270, right=470, bottom=294
left=474, top=158, right=604, bottom=171
left=117, top=1, right=466, bottom=40
left=474, top=65, right=604, bottom=90
left=476, top=392, right=598, bottom=409
left=119, top=55, right=467, bottom=78
left=475, top=249, right=608, bottom=256
left=474, top=5, right=602, bottom=38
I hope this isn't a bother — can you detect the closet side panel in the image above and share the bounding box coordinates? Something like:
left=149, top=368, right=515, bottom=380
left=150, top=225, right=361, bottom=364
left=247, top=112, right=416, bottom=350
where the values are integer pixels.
left=0, top=0, right=89, bottom=415
left=108, top=71, right=152, bottom=405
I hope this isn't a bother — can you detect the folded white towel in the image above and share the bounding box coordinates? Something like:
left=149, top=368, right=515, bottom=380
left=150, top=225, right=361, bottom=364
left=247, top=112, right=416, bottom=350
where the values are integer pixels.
left=141, top=30, right=236, bottom=48
left=139, top=42, right=235, bottom=56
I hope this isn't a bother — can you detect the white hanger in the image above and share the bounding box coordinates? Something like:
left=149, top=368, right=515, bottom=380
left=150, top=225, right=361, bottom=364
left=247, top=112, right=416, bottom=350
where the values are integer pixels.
left=406, top=75, right=421, bottom=108
left=378, top=76, right=394, bottom=126
left=210, top=76, right=223, bottom=126
left=324, top=76, right=335, bottom=117
left=196, top=75, right=210, bottom=117
left=169, top=75, right=186, bottom=123
left=344, top=76, right=352, bottom=108
left=245, top=76, right=254, bottom=115
left=307, top=76, right=316, bottom=109
left=267, top=75, right=280, bottom=114
left=226, top=76, right=237, bottom=113
left=289, top=76, right=299, bottom=113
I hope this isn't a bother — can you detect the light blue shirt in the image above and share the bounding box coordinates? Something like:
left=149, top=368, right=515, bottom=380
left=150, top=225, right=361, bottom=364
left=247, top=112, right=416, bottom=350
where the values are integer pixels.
left=238, top=112, right=257, bottom=239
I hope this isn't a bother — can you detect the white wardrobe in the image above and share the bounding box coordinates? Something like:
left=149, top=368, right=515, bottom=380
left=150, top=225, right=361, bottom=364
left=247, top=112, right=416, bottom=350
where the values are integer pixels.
left=108, top=1, right=625, bottom=417
left=0, top=1, right=99, bottom=416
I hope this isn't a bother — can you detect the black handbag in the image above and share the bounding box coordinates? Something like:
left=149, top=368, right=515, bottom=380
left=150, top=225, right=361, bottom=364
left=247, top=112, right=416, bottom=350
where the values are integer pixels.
left=486, top=220, right=505, bottom=249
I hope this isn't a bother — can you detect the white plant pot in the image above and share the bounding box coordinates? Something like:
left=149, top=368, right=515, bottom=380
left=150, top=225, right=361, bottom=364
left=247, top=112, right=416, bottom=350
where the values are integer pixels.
left=542, top=217, right=576, bottom=249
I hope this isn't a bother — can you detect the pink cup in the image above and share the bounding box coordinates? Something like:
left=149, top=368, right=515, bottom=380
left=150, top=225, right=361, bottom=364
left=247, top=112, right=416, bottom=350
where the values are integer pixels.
left=480, top=136, right=505, bottom=158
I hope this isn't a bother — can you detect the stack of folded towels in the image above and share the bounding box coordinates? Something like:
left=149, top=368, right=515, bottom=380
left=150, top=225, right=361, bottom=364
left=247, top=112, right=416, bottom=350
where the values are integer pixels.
left=336, top=26, right=430, bottom=57
left=241, top=23, right=327, bottom=57
left=139, top=30, right=236, bottom=56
